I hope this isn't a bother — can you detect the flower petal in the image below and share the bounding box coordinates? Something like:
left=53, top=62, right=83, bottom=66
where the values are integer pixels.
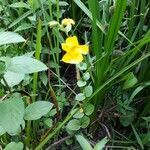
left=61, top=18, right=75, bottom=26
left=61, top=43, right=72, bottom=52
left=76, top=45, right=89, bottom=55
left=62, top=51, right=83, bottom=64
left=66, top=36, right=79, bottom=46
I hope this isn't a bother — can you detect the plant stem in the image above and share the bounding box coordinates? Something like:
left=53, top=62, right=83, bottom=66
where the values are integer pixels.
left=2, top=77, right=12, bottom=94
left=32, top=18, right=42, bottom=102
left=34, top=108, right=78, bottom=150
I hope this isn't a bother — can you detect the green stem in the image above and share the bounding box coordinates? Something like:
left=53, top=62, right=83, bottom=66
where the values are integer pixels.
left=35, top=108, right=78, bottom=150
left=32, top=18, right=42, bottom=102
left=2, top=77, right=12, bottom=94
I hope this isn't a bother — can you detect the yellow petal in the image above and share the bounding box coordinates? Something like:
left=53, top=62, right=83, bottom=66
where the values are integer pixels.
left=66, top=36, right=79, bottom=46
left=61, top=18, right=75, bottom=26
left=76, top=45, right=89, bottom=55
left=62, top=51, right=83, bottom=64
left=61, top=43, right=72, bottom=52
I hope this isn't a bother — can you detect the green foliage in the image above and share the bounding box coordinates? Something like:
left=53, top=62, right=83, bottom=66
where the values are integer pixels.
left=76, top=135, right=109, bottom=150
left=0, top=96, right=24, bottom=135
left=76, top=135, right=92, bottom=150
left=75, top=93, right=86, bottom=101
left=66, top=119, right=80, bottom=131
left=24, top=101, right=53, bottom=120
left=4, top=142, right=23, bottom=150
left=0, top=32, right=25, bottom=46
left=0, top=0, right=150, bottom=149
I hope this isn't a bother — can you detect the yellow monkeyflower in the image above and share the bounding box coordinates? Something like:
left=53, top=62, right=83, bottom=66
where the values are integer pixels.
left=61, top=36, right=89, bottom=64
left=61, top=18, right=75, bottom=26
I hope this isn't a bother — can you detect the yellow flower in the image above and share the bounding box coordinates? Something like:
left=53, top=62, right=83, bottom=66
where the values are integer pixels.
left=61, top=18, right=75, bottom=26
left=61, top=36, right=89, bottom=64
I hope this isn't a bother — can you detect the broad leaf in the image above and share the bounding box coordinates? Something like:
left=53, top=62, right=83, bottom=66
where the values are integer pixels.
left=4, top=142, right=23, bottom=150
left=0, top=126, right=5, bottom=136
left=0, top=97, right=24, bottom=135
left=2, top=71, right=25, bottom=87
left=8, top=56, right=48, bottom=74
left=24, top=101, right=53, bottom=120
left=0, top=32, right=25, bottom=46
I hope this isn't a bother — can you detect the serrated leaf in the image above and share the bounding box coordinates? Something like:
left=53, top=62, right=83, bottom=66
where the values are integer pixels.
left=24, top=101, right=53, bottom=120
left=0, top=32, right=25, bottom=46
left=8, top=56, right=48, bottom=74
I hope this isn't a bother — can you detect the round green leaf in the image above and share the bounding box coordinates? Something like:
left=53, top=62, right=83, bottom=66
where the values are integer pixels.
left=84, top=103, right=94, bottom=116
left=75, top=93, right=86, bottom=101
left=24, top=101, right=53, bottom=120
left=80, top=116, right=90, bottom=128
left=84, top=85, right=93, bottom=97
left=66, top=119, right=80, bottom=131
left=77, top=63, right=87, bottom=70
left=73, top=110, right=84, bottom=119
left=77, top=80, right=87, bottom=87
left=83, top=72, right=90, bottom=81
